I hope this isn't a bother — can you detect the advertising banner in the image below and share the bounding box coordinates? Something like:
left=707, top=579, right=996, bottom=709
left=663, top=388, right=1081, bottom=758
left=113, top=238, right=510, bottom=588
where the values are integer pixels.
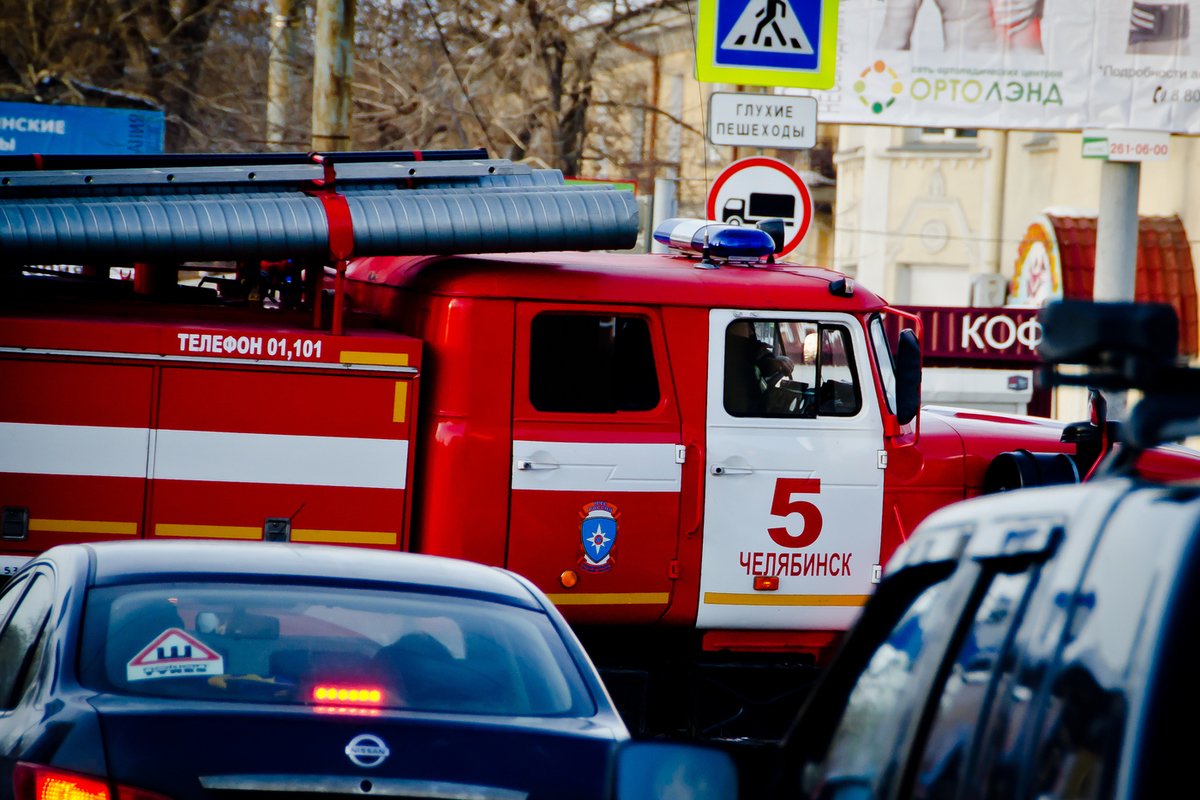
left=0, top=101, right=164, bottom=155
left=797, top=0, right=1200, bottom=132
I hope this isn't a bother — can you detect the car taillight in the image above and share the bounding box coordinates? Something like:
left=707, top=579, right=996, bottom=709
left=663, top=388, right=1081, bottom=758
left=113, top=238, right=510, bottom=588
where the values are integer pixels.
left=14, top=764, right=110, bottom=800
left=14, top=764, right=172, bottom=800
left=313, top=686, right=382, bottom=704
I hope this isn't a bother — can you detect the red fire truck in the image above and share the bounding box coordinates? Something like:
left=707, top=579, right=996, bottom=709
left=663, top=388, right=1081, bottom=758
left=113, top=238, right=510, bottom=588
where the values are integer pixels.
left=2, top=152, right=1197, bottom=740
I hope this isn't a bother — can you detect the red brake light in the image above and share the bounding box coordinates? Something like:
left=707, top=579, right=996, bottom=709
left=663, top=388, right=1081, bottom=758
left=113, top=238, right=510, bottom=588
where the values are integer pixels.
left=312, top=685, right=382, bottom=704
left=14, top=764, right=110, bottom=800
left=14, top=763, right=174, bottom=800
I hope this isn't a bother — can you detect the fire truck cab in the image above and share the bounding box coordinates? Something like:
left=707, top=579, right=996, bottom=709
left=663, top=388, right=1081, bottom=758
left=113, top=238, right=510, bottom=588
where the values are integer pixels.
left=349, top=249, right=909, bottom=635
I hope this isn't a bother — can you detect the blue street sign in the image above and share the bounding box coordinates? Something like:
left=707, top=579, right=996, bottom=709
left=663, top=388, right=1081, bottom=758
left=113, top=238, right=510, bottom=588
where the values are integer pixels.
left=697, top=0, right=838, bottom=89
left=0, top=101, right=164, bottom=155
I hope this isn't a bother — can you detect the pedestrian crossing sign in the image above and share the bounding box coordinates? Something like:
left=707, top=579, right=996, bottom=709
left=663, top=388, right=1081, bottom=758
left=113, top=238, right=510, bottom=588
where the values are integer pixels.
left=696, top=0, right=837, bottom=89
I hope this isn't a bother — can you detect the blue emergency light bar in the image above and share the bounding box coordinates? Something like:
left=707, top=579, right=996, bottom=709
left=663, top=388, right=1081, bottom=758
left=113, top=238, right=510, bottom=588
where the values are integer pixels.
left=653, top=218, right=775, bottom=265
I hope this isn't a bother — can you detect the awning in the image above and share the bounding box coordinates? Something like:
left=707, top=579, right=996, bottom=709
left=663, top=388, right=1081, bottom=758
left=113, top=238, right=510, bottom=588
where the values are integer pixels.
left=1013, top=213, right=1198, bottom=356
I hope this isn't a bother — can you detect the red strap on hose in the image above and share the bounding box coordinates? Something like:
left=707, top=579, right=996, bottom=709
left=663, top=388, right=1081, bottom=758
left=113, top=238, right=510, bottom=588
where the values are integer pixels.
left=32, top=153, right=43, bottom=170
left=317, top=192, right=354, bottom=261
left=306, top=153, right=354, bottom=261
left=412, top=150, right=423, bottom=162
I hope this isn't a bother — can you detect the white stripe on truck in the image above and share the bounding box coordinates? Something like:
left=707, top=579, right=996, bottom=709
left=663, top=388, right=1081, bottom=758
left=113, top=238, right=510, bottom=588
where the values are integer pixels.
left=153, top=429, right=408, bottom=490
left=0, top=422, right=408, bottom=490
left=0, top=422, right=150, bottom=478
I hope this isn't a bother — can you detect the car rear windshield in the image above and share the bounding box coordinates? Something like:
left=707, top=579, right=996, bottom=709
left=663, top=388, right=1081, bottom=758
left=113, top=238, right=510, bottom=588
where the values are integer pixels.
left=79, top=583, right=593, bottom=717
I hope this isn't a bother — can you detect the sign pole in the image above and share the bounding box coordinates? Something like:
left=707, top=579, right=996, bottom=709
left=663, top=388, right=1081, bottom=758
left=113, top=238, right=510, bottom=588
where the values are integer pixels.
left=1092, top=159, right=1141, bottom=419
left=651, top=178, right=678, bottom=254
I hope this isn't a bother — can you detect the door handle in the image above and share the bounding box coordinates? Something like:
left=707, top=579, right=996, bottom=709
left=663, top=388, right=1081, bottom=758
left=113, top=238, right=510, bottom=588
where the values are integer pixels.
left=516, top=460, right=559, bottom=471
left=710, top=464, right=753, bottom=476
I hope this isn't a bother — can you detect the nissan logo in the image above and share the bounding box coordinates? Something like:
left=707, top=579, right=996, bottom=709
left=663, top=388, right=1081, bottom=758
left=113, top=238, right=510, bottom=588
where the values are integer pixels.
left=345, top=734, right=390, bottom=768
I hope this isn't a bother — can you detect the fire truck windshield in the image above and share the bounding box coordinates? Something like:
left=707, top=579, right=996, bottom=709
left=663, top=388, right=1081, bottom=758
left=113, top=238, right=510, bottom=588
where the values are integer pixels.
left=78, top=582, right=594, bottom=717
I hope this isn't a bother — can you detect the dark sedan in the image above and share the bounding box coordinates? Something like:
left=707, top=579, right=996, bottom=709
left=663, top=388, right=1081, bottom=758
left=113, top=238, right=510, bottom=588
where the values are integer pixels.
left=0, top=541, right=628, bottom=800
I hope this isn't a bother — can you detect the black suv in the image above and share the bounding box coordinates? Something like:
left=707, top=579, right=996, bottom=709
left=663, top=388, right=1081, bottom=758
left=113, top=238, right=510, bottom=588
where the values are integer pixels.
left=764, top=300, right=1199, bottom=800
left=616, top=300, right=1197, bottom=800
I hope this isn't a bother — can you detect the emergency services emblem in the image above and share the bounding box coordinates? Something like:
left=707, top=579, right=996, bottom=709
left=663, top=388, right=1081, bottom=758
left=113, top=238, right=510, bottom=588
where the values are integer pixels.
left=579, top=501, right=619, bottom=574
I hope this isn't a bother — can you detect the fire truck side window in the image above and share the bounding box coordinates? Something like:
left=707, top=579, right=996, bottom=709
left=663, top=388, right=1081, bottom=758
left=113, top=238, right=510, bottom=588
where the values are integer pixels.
left=529, top=314, right=660, bottom=413
left=724, top=320, right=862, bottom=418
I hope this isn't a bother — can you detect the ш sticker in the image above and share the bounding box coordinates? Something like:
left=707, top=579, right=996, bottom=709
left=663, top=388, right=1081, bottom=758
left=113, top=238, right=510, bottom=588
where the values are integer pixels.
left=127, top=628, right=224, bottom=682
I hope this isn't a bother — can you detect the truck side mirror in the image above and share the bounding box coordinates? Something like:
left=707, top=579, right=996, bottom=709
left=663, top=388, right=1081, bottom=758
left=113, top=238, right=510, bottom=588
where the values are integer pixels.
left=895, top=329, right=921, bottom=426
left=616, top=742, right=737, bottom=800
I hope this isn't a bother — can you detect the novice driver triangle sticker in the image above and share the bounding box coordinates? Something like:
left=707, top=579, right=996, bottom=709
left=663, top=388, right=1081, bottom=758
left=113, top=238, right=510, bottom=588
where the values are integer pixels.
left=127, top=628, right=224, bottom=682
left=721, top=0, right=812, bottom=54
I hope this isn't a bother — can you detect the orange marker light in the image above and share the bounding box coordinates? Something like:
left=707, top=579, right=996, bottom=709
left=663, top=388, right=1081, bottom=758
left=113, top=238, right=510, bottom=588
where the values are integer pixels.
left=313, top=686, right=382, bottom=704
left=560, top=570, right=579, bottom=588
left=753, top=576, right=779, bottom=591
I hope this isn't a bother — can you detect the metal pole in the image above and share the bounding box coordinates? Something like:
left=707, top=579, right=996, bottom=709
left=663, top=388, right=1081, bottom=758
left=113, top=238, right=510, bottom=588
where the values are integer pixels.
left=267, top=0, right=303, bottom=151
left=312, top=0, right=356, bottom=152
left=650, top=178, right=677, bottom=254
left=1093, top=158, right=1141, bottom=418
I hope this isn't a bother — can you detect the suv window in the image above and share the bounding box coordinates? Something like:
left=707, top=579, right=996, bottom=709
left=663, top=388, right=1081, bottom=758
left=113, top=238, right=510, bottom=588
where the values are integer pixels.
left=910, top=568, right=1037, bottom=800
left=802, top=581, right=950, bottom=797
left=0, top=573, right=53, bottom=709
left=724, top=320, right=862, bottom=418
left=530, top=314, right=659, bottom=413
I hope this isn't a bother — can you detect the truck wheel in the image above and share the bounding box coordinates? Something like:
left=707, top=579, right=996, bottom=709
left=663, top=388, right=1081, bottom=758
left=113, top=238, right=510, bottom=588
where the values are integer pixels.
left=726, top=217, right=743, bottom=226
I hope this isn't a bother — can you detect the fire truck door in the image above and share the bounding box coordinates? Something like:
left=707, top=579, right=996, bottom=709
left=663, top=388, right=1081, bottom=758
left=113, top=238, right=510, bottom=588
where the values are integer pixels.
left=147, top=367, right=412, bottom=547
left=0, top=359, right=153, bottom=554
left=507, top=304, right=683, bottom=623
left=697, top=310, right=885, bottom=630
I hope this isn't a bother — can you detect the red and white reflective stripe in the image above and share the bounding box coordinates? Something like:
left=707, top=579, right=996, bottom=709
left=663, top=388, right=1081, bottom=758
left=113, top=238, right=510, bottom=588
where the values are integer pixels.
left=152, top=429, right=407, bottom=489
left=0, top=423, right=149, bottom=478
left=1, top=423, right=407, bottom=490
left=511, top=440, right=681, bottom=492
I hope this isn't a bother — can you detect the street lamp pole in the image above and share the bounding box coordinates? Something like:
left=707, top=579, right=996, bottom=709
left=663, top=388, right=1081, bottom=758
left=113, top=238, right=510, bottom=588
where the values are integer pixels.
left=1092, top=159, right=1142, bottom=418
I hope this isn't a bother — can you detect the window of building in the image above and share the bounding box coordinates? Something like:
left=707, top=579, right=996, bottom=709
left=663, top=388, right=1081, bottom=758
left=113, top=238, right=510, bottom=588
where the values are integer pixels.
left=916, top=128, right=979, bottom=144
left=530, top=314, right=660, bottom=413
left=724, top=320, right=861, bottom=418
